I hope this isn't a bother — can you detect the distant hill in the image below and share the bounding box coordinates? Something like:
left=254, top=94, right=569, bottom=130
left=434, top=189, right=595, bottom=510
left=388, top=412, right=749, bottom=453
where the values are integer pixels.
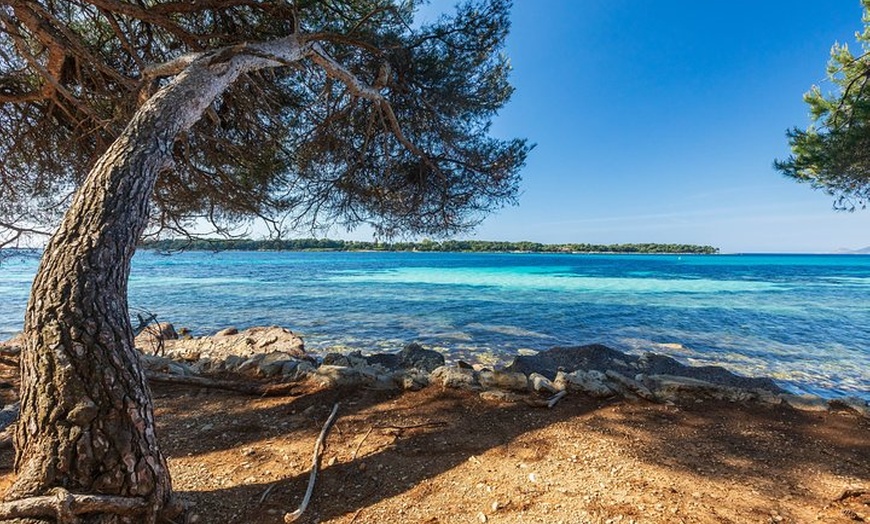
left=835, top=246, right=870, bottom=254
left=140, top=238, right=720, bottom=255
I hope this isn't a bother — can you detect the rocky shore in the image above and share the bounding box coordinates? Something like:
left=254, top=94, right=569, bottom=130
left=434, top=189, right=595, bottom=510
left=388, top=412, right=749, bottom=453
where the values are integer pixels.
left=124, top=323, right=870, bottom=419
left=1, top=324, right=868, bottom=523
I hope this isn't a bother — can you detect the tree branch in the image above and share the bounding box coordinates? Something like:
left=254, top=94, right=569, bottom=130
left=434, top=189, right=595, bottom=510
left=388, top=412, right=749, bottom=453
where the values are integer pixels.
left=283, top=403, right=340, bottom=523
left=307, top=42, right=443, bottom=178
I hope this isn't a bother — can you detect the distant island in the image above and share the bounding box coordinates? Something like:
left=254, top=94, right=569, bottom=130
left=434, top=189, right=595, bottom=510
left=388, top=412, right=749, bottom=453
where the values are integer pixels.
left=140, top=238, right=719, bottom=255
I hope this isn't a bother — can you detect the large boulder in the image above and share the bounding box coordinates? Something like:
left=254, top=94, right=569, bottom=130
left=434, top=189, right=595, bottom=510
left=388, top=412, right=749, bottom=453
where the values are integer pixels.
left=398, top=342, right=445, bottom=372
left=506, top=344, right=627, bottom=379
left=554, top=370, right=615, bottom=398
left=507, top=345, right=784, bottom=394
left=478, top=370, right=528, bottom=392
left=430, top=365, right=480, bottom=390
left=157, top=325, right=306, bottom=362
left=365, top=342, right=445, bottom=372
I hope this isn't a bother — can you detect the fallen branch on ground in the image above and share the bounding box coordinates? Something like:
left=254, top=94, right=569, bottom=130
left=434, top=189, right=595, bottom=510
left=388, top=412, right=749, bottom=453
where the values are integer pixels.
left=351, top=426, right=374, bottom=460
left=259, top=483, right=278, bottom=505
left=835, top=488, right=869, bottom=501
left=145, top=371, right=300, bottom=396
left=373, top=421, right=447, bottom=430
left=284, top=402, right=340, bottom=523
left=547, top=390, right=567, bottom=408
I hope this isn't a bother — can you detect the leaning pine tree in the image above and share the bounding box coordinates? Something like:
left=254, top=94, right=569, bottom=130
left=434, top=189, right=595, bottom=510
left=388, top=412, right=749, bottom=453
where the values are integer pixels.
left=0, top=1, right=528, bottom=522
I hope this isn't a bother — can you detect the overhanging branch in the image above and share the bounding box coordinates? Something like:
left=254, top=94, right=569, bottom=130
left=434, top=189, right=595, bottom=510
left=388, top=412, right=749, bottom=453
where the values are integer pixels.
left=308, top=42, right=442, bottom=177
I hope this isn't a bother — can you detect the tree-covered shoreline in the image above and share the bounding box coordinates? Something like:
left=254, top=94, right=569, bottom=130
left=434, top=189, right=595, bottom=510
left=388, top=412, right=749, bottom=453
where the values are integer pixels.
left=140, top=238, right=719, bottom=254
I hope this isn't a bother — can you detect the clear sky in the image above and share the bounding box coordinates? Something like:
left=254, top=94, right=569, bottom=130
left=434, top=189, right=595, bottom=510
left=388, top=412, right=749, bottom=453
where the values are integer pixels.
left=396, top=0, right=870, bottom=253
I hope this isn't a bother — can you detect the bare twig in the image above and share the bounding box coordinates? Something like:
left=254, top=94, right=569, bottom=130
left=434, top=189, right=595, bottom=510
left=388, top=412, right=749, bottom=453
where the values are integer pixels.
left=351, top=426, right=374, bottom=460
left=284, top=402, right=340, bottom=523
left=373, top=421, right=447, bottom=431
left=258, top=483, right=278, bottom=505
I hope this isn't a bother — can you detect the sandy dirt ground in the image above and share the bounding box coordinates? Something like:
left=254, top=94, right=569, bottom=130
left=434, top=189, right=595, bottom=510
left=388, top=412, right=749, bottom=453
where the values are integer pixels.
left=0, top=352, right=867, bottom=524
left=3, top=376, right=865, bottom=524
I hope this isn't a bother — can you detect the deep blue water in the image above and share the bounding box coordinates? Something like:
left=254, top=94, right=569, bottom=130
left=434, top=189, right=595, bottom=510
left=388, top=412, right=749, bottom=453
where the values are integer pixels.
left=1, top=251, right=868, bottom=400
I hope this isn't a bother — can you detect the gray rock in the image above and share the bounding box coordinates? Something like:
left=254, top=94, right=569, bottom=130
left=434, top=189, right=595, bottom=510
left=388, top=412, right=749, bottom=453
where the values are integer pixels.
left=215, top=327, right=239, bottom=336
left=646, top=374, right=737, bottom=402
left=754, top=388, right=783, bottom=405
left=223, top=354, right=245, bottom=371
left=398, top=343, right=445, bottom=372
left=364, top=342, right=445, bottom=372
left=430, top=365, right=480, bottom=390
left=828, top=396, right=870, bottom=418
left=480, top=390, right=524, bottom=403
left=166, top=361, right=193, bottom=377
left=161, top=325, right=305, bottom=362
left=236, top=354, right=265, bottom=374
left=257, top=351, right=297, bottom=377
left=285, top=361, right=316, bottom=382
left=323, top=352, right=351, bottom=367
left=0, top=402, right=20, bottom=432
left=780, top=393, right=829, bottom=412
left=506, top=344, right=629, bottom=379
left=529, top=372, right=559, bottom=394
left=365, top=352, right=399, bottom=369
left=605, top=370, right=657, bottom=401
left=506, top=345, right=784, bottom=395
left=312, top=365, right=364, bottom=388
left=554, top=370, right=615, bottom=398
left=190, top=358, right=218, bottom=375
left=139, top=353, right=175, bottom=372
left=478, top=370, right=529, bottom=392
left=394, top=370, right=430, bottom=391
left=368, top=373, right=400, bottom=391
left=0, top=332, right=23, bottom=354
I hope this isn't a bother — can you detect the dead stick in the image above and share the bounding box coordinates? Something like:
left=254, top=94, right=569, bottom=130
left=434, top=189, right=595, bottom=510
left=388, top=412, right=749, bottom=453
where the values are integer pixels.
left=351, top=426, right=374, bottom=460
left=373, top=421, right=446, bottom=430
left=259, top=483, right=278, bottom=505
left=284, top=402, right=340, bottom=523
left=547, top=390, right=567, bottom=408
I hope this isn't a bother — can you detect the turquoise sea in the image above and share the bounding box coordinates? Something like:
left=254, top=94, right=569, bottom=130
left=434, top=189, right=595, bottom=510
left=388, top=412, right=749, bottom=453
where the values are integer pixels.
left=1, top=251, right=868, bottom=400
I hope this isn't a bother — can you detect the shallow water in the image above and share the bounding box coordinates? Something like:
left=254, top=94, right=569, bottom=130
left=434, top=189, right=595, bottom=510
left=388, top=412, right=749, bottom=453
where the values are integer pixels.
left=1, top=251, right=868, bottom=400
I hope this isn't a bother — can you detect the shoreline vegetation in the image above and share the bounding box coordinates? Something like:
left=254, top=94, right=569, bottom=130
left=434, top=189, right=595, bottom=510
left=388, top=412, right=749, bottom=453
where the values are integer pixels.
left=139, top=238, right=720, bottom=254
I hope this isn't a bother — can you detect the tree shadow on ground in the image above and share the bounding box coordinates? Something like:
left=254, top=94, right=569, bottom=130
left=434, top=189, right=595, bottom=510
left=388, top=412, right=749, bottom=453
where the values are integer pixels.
left=150, top=383, right=869, bottom=524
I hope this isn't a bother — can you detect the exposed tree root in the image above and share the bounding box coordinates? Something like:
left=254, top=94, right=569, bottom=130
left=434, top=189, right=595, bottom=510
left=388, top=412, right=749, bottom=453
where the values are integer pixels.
left=283, top=403, right=340, bottom=523
left=144, top=372, right=300, bottom=397
left=0, top=489, right=147, bottom=522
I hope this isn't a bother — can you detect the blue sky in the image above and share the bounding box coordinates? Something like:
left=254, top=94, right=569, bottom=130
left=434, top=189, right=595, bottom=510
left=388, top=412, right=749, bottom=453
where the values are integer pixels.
left=398, top=0, right=870, bottom=253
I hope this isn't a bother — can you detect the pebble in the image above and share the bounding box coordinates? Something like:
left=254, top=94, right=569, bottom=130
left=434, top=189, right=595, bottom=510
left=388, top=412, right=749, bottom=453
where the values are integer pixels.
left=477, top=512, right=487, bottom=522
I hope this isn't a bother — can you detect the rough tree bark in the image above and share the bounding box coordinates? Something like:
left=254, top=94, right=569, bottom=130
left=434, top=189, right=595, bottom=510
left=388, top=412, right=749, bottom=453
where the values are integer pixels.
left=4, top=36, right=307, bottom=523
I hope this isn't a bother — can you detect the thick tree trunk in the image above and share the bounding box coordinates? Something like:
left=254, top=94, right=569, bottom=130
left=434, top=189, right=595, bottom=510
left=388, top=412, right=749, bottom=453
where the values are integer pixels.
left=3, top=36, right=306, bottom=523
